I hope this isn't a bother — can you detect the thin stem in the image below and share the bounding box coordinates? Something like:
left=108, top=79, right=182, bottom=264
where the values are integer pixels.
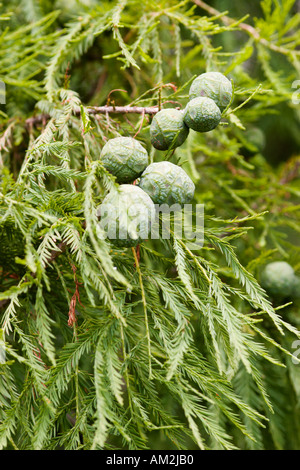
left=74, top=362, right=80, bottom=444
left=132, top=246, right=152, bottom=379
left=119, top=322, right=134, bottom=416
left=133, top=108, right=145, bottom=138
left=176, top=236, right=211, bottom=284
left=229, top=84, right=262, bottom=115
left=9, top=438, right=19, bottom=450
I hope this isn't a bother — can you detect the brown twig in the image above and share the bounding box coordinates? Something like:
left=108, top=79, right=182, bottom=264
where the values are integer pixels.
left=88, top=105, right=159, bottom=116
left=25, top=105, right=159, bottom=128
left=192, top=0, right=296, bottom=56
left=133, top=244, right=140, bottom=268
left=68, top=264, right=83, bottom=328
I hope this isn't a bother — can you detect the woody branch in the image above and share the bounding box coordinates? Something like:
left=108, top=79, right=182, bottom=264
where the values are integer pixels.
left=25, top=105, right=160, bottom=127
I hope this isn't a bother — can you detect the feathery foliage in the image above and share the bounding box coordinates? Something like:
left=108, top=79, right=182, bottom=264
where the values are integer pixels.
left=0, top=0, right=300, bottom=450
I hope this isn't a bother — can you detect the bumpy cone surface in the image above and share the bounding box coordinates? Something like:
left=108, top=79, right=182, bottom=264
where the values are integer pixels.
left=100, top=137, right=148, bottom=183
left=99, top=184, right=155, bottom=247
left=139, top=161, right=195, bottom=205
left=189, top=71, right=232, bottom=112
left=260, top=261, right=295, bottom=298
left=183, top=97, right=221, bottom=132
left=150, top=108, right=189, bottom=150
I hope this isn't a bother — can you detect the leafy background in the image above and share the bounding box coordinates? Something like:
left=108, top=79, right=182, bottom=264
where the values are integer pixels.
left=0, top=0, right=300, bottom=450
